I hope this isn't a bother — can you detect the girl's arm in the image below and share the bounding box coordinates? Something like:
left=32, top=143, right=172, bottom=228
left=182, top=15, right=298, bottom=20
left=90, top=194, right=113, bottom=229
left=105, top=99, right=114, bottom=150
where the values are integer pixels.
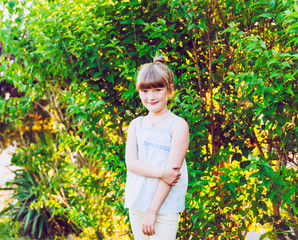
left=142, top=118, right=189, bottom=236
left=125, top=119, right=181, bottom=185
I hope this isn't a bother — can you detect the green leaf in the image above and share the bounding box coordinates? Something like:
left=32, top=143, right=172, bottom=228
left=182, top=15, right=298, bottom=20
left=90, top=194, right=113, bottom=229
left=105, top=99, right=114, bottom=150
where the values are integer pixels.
left=106, top=75, right=114, bottom=83
left=135, top=19, right=145, bottom=25
left=282, top=192, right=292, bottom=204
left=262, top=180, right=271, bottom=190
left=260, top=231, right=275, bottom=240
left=286, top=84, right=294, bottom=96
left=259, top=40, right=266, bottom=49
left=8, top=1, right=16, bottom=10
left=38, top=216, right=44, bottom=239
left=259, top=13, right=275, bottom=18
left=228, top=182, right=236, bottom=194
left=198, top=21, right=207, bottom=31
left=12, top=47, right=18, bottom=55
left=9, top=105, right=16, bottom=114
left=24, top=208, right=33, bottom=233
left=188, top=23, right=197, bottom=31
left=269, top=0, right=275, bottom=7
left=121, top=19, right=133, bottom=24
left=270, top=189, right=279, bottom=203
left=88, top=63, right=98, bottom=68
left=281, top=61, right=290, bottom=69
left=32, top=213, right=40, bottom=236
left=93, top=72, right=102, bottom=78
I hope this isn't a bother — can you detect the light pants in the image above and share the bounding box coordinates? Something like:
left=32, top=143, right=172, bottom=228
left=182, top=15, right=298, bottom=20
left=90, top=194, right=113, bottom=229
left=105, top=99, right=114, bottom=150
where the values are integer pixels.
left=129, top=209, right=180, bottom=240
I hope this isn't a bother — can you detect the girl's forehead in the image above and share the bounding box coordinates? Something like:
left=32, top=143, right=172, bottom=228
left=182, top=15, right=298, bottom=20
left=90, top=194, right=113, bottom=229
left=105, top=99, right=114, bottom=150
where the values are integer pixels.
left=137, top=79, right=167, bottom=90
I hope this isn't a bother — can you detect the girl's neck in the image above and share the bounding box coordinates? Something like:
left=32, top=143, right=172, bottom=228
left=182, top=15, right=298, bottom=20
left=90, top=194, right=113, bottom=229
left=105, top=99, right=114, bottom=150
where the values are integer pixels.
left=148, top=109, right=171, bottom=127
left=149, top=108, right=170, bottom=117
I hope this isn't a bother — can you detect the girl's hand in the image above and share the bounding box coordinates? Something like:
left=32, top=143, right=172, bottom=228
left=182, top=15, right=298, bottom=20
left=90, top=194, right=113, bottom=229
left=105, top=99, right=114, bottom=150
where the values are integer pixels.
left=160, top=165, right=181, bottom=186
left=142, top=210, right=158, bottom=236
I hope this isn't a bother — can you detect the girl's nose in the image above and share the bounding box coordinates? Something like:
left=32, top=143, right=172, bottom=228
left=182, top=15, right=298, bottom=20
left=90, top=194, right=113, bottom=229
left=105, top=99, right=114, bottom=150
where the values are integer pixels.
left=147, top=91, right=155, bottom=100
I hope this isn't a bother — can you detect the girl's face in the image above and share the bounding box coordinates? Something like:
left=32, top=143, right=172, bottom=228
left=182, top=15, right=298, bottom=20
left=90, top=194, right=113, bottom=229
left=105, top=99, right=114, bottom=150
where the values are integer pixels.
left=139, top=87, right=170, bottom=115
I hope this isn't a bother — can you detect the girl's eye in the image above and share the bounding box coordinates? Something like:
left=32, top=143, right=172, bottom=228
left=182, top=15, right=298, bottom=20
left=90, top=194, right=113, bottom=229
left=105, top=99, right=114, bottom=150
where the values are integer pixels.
left=155, top=89, right=162, bottom=92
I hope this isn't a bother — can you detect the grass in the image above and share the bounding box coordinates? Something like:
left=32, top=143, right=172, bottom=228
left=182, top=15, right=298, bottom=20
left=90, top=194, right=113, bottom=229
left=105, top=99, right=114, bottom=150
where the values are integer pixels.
left=0, top=216, right=72, bottom=240
left=0, top=216, right=58, bottom=240
left=0, top=216, right=28, bottom=240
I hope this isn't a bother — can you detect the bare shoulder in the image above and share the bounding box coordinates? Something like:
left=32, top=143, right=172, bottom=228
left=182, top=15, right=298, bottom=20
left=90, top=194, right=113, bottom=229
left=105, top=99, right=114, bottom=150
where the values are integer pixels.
left=172, top=115, right=189, bottom=135
left=127, top=116, right=142, bottom=133
left=126, top=118, right=139, bottom=140
left=174, top=116, right=189, bottom=129
left=129, top=116, right=142, bottom=127
left=129, top=118, right=137, bottom=127
left=170, top=115, right=190, bottom=150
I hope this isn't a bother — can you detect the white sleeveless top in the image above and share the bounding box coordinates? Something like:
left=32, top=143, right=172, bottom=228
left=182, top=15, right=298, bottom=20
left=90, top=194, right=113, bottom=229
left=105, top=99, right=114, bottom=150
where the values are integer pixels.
left=124, top=116, right=188, bottom=214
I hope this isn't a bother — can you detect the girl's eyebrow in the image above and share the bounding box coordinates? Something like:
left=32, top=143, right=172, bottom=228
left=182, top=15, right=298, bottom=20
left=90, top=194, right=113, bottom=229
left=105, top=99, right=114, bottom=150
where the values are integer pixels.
left=140, top=86, right=165, bottom=91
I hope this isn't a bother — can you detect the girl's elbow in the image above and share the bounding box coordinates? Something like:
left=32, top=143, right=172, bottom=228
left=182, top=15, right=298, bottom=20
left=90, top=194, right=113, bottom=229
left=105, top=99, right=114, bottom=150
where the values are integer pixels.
left=125, top=160, right=134, bottom=172
left=126, top=164, right=132, bottom=172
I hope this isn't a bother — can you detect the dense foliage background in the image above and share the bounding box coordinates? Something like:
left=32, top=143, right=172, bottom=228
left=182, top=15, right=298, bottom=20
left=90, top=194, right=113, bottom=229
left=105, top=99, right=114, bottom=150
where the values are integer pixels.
left=0, top=0, right=297, bottom=239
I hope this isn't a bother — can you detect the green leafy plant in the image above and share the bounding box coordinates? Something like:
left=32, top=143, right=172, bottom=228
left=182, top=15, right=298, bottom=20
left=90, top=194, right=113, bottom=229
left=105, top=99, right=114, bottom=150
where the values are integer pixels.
left=0, top=0, right=297, bottom=239
left=1, top=148, right=81, bottom=238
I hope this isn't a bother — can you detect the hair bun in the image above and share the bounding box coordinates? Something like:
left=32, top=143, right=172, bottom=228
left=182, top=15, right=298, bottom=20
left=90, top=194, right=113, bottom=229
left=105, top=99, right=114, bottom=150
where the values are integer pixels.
left=153, top=56, right=166, bottom=64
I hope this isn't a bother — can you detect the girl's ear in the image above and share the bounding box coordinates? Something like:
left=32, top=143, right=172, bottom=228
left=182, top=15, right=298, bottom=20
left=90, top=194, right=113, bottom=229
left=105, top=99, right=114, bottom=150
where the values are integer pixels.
left=168, top=84, right=175, bottom=98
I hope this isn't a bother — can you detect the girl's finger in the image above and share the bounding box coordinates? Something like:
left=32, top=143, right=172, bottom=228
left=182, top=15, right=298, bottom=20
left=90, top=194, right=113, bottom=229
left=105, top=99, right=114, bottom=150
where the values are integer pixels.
left=147, top=226, right=152, bottom=236
left=142, top=225, right=147, bottom=235
left=152, top=226, right=155, bottom=235
left=149, top=226, right=154, bottom=236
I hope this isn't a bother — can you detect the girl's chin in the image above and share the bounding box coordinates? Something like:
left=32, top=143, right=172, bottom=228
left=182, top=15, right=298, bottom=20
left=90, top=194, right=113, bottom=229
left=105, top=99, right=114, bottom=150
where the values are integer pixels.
left=145, top=104, right=158, bottom=109
left=147, top=107, right=168, bottom=114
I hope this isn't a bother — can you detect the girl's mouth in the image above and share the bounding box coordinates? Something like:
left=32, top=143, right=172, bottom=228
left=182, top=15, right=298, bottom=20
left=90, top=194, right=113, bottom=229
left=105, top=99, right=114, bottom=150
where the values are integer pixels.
left=148, top=102, right=158, bottom=105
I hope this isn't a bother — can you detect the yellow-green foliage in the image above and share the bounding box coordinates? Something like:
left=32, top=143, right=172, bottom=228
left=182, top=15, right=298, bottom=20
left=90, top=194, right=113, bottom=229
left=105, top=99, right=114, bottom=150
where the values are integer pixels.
left=0, top=0, right=297, bottom=239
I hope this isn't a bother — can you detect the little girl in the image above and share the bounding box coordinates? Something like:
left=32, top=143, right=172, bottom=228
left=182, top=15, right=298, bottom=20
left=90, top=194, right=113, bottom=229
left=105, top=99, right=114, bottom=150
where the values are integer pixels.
left=125, top=56, right=189, bottom=240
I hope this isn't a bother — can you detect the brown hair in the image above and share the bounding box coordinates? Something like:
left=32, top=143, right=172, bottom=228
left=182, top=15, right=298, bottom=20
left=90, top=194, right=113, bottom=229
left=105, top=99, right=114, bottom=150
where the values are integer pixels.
left=136, top=56, right=174, bottom=95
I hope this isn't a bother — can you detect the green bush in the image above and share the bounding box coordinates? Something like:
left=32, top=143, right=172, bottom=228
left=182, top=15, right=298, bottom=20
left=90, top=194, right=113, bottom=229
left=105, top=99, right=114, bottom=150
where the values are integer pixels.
left=2, top=146, right=81, bottom=238
left=0, top=216, right=20, bottom=239
left=0, top=0, right=297, bottom=239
